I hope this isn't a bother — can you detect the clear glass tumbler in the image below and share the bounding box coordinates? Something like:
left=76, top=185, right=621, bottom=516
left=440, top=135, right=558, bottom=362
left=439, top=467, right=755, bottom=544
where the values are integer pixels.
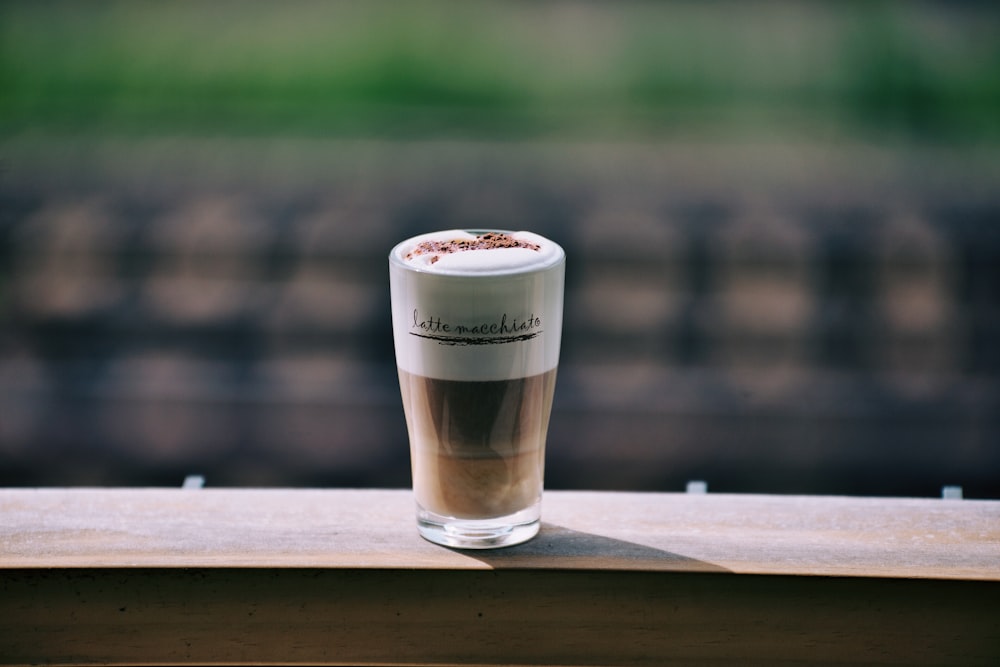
left=389, top=230, right=565, bottom=549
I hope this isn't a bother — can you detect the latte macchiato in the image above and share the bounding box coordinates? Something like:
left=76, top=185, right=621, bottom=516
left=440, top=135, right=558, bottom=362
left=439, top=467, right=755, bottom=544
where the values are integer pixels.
left=389, top=230, right=565, bottom=548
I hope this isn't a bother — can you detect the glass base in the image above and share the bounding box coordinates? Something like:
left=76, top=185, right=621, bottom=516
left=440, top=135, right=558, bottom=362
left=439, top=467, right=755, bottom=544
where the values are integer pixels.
left=416, top=503, right=540, bottom=549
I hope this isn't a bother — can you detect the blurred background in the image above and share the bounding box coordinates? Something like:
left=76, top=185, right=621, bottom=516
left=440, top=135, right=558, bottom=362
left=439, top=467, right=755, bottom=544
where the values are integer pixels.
left=1, top=0, right=998, bottom=497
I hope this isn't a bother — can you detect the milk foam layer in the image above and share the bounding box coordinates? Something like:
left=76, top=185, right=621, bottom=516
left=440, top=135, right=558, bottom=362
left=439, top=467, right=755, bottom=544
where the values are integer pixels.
left=392, top=230, right=562, bottom=275
left=389, top=229, right=565, bottom=382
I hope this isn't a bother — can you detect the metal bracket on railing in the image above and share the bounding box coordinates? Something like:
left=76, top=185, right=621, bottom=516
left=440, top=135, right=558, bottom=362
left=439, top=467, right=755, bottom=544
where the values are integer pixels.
left=182, top=475, right=205, bottom=490
left=942, top=485, right=963, bottom=500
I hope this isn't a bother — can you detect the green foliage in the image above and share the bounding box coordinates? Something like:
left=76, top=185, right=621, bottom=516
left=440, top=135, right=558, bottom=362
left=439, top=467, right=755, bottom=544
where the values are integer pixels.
left=2, top=1, right=998, bottom=141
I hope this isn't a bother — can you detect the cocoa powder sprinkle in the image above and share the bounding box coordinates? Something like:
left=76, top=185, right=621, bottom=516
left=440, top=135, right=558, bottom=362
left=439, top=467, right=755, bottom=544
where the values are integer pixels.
left=405, top=232, right=541, bottom=262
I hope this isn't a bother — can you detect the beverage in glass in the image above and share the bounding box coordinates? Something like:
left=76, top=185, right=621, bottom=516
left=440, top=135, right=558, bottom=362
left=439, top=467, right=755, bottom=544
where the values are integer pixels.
left=389, top=230, right=565, bottom=548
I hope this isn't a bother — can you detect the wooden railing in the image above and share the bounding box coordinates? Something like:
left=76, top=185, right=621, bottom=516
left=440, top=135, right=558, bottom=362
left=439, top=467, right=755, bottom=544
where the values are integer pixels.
left=2, top=488, right=998, bottom=665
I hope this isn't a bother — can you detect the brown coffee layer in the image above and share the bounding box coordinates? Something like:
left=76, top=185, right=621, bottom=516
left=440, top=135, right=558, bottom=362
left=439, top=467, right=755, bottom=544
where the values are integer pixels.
left=398, top=368, right=556, bottom=519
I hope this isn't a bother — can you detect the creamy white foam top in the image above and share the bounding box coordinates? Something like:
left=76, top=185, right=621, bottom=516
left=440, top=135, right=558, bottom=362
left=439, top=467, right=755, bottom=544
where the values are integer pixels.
left=390, top=229, right=565, bottom=381
left=391, top=230, right=562, bottom=275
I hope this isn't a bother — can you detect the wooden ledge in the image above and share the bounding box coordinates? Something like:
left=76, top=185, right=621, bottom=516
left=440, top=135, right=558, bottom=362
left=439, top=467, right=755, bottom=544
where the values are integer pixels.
left=1, top=488, right=997, bottom=578
left=2, top=489, right=998, bottom=665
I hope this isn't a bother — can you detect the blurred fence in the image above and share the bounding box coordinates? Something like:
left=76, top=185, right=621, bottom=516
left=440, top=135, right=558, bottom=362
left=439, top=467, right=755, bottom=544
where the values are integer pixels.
left=1, top=1, right=999, bottom=497
left=1, top=141, right=998, bottom=497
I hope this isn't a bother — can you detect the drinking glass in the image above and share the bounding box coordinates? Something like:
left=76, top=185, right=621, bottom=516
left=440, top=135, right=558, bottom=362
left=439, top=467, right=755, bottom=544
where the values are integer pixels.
left=389, top=230, right=565, bottom=548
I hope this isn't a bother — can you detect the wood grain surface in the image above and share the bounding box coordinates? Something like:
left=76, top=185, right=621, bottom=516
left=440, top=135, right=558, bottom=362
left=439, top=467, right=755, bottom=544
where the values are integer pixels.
left=2, top=488, right=997, bottom=577
left=1, top=489, right=998, bottom=665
